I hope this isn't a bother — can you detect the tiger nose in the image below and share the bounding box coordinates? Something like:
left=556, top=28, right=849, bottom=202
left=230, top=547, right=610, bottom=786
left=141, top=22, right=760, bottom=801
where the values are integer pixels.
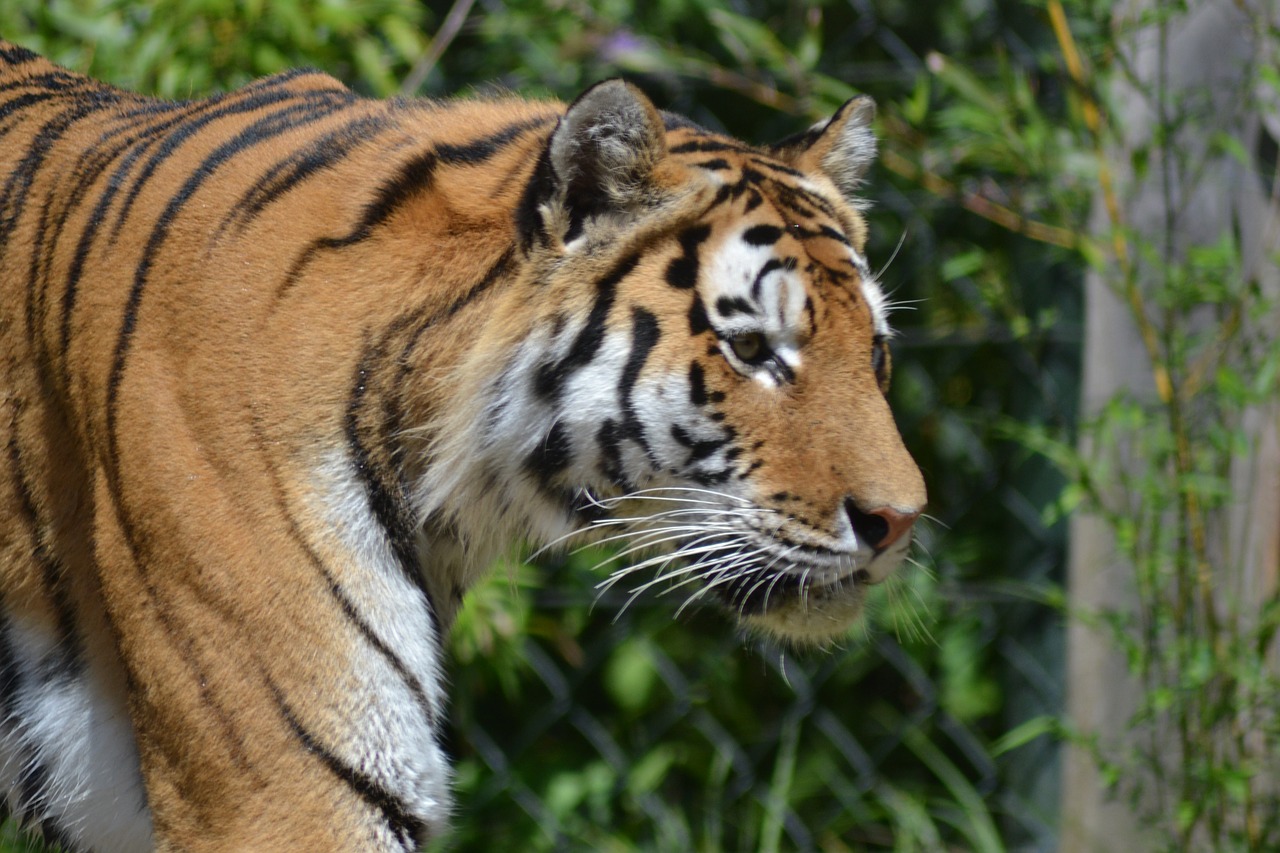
left=845, top=500, right=921, bottom=551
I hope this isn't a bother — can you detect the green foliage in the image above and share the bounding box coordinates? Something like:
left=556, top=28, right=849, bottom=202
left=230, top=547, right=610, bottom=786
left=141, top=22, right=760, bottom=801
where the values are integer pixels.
left=440, top=548, right=1017, bottom=851
left=0, top=0, right=427, bottom=96
left=0, top=824, right=46, bottom=853
left=1011, top=2, right=1280, bottom=849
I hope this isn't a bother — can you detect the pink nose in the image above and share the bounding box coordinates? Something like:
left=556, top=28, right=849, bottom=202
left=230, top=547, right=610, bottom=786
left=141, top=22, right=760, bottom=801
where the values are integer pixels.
left=846, top=501, right=921, bottom=550
left=870, top=507, right=920, bottom=549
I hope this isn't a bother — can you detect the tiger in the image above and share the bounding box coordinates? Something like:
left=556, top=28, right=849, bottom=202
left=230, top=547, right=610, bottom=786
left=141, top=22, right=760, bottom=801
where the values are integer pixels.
left=0, top=38, right=926, bottom=852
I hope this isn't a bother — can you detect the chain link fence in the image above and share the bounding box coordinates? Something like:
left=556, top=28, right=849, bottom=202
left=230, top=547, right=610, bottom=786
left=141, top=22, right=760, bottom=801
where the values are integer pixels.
left=443, top=502, right=1070, bottom=851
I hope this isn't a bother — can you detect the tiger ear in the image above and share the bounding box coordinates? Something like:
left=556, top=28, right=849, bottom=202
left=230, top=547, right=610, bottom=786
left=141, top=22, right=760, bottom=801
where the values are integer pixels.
left=543, top=79, right=668, bottom=242
left=771, top=96, right=877, bottom=204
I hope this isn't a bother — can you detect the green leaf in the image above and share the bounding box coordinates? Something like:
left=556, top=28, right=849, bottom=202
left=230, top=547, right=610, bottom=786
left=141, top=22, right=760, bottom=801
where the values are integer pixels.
left=628, top=746, right=676, bottom=797
left=990, top=715, right=1057, bottom=756
left=707, top=9, right=793, bottom=72
left=941, top=248, right=987, bottom=282
left=605, top=639, right=658, bottom=712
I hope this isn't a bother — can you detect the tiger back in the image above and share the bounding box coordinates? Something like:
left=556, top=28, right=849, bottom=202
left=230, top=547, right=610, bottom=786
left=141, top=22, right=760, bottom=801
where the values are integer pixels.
left=0, top=40, right=925, bottom=852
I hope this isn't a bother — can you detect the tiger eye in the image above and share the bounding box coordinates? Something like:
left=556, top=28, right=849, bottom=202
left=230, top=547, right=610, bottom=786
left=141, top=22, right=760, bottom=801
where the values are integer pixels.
left=730, top=332, right=767, bottom=364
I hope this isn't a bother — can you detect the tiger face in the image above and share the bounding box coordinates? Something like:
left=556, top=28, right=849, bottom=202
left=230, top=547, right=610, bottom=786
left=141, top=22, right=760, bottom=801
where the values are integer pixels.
left=433, top=82, right=926, bottom=643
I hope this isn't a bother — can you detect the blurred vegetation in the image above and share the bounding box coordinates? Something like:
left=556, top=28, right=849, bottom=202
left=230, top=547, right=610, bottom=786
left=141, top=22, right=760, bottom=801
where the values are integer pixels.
left=7, top=0, right=1270, bottom=851
left=1035, top=2, right=1280, bottom=849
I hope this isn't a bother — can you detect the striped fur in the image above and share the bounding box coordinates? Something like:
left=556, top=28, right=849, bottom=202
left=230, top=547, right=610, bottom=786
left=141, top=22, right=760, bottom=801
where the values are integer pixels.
left=0, top=42, right=925, bottom=852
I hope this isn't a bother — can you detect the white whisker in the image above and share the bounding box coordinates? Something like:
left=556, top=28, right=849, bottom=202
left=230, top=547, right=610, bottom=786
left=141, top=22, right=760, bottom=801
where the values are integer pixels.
left=876, top=228, right=908, bottom=281
left=595, top=534, right=736, bottom=596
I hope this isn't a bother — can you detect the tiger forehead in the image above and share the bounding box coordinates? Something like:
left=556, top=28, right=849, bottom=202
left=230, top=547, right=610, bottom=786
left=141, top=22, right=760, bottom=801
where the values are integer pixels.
left=665, top=132, right=865, bottom=248
left=668, top=135, right=821, bottom=203
left=685, top=187, right=870, bottom=295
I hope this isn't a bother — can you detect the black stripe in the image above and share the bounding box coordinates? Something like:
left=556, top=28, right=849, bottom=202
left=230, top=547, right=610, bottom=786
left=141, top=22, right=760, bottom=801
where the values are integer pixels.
left=109, top=87, right=351, bottom=239
left=616, top=306, right=661, bottom=458
left=381, top=246, right=516, bottom=434
left=768, top=125, right=823, bottom=156
left=236, top=66, right=335, bottom=95
left=595, top=418, right=628, bottom=489
left=31, top=101, right=180, bottom=362
left=622, top=308, right=662, bottom=384
left=671, top=138, right=750, bottom=155
left=59, top=99, right=231, bottom=365
left=433, top=115, right=553, bottom=163
left=750, top=156, right=806, bottom=178
left=0, top=42, right=40, bottom=66
left=694, top=158, right=731, bottom=171
left=819, top=224, right=851, bottom=245
left=280, top=118, right=552, bottom=298
left=688, top=297, right=711, bottom=336
left=750, top=258, right=786, bottom=300
left=740, top=166, right=767, bottom=187
left=0, top=71, right=81, bottom=98
left=439, top=246, right=514, bottom=321
left=514, top=144, right=557, bottom=249
left=271, top=683, right=422, bottom=851
left=715, top=295, right=757, bottom=318
left=525, top=421, right=573, bottom=486
left=344, top=347, right=436, bottom=612
left=773, top=181, right=840, bottom=220
left=688, top=361, right=708, bottom=406
left=9, top=97, right=124, bottom=349
left=253, top=419, right=440, bottom=729
left=276, top=149, right=436, bottom=299
left=670, top=422, right=730, bottom=463
left=0, top=91, right=62, bottom=134
left=1, top=94, right=123, bottom=248
left=220, top=112, right=392, bottom=234
left=24, top=190, right=58, bottom=354
left=533, top=252, right=639, bottom=399
left=347, top=150, right=437, bottom=239
left=665, top=224, right=710, bottom=290
left=105, top=96, right=356, bottom=464
left=691, top=465, right=735, bottom=486
left=339, top=248, right=515, bottom=613
left=707, top=178, right=752, bottom=211
left=742, top=224, right=784, bottom=246
left=585, top=302, right=661, bottom=491
left=872, top=334, right=888, bottom=387
left=6, top=408, right=83, bottom=684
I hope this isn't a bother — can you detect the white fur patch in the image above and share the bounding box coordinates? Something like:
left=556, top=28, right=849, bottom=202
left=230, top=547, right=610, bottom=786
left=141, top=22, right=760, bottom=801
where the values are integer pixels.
left=850, top=249, right=892, bottom=337
left=704, top=231, right=808, bottom=384
left=311, top=452, right=453, bottom=832
left=0, top=609, right=152, bottom=853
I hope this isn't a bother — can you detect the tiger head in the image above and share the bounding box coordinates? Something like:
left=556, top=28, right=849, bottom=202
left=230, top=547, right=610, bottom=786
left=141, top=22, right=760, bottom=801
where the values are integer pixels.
left=442, top=81, right=926, bottom=644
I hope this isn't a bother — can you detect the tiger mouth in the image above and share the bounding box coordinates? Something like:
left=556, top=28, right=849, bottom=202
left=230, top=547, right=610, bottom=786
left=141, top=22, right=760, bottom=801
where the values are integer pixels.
left=665, top=529, right=885, bottom=617
left=703, top=561, right=873, bottom=617
left=580, top=489, right=902, bottom=620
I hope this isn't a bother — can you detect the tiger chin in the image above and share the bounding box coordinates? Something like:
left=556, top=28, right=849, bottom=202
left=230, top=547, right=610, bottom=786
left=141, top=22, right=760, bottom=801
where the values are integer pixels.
left=0, top=39, right=925, bottom=853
